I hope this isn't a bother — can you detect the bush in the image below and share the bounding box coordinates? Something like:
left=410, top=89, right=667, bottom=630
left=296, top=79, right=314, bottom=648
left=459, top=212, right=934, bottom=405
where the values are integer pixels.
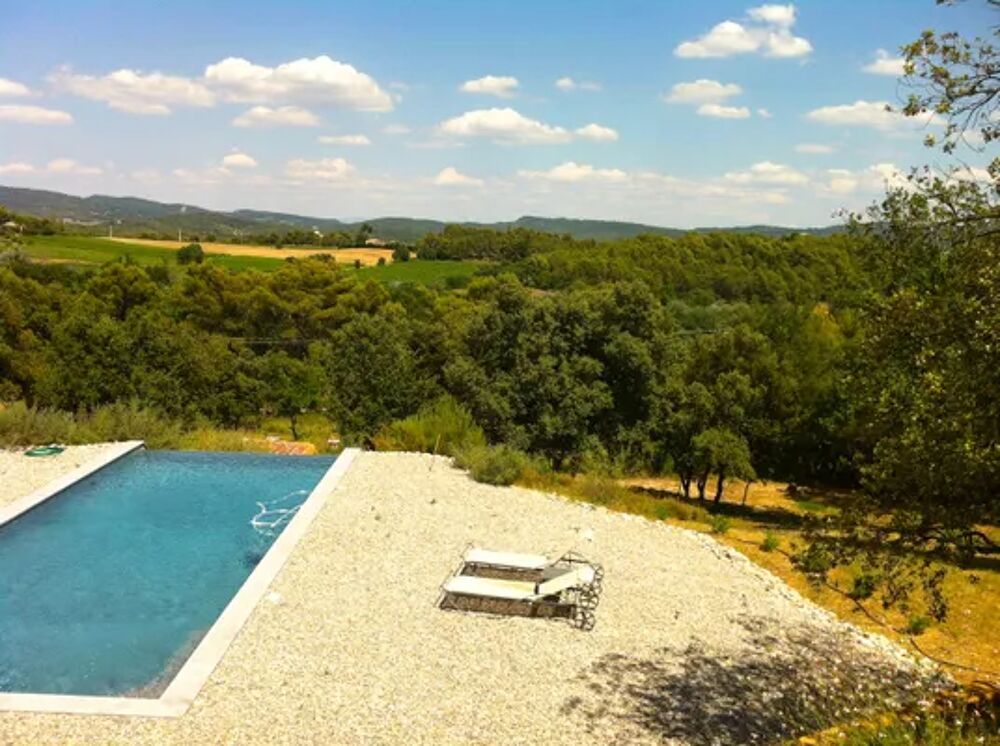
left=709, top=514, right=731, bottom=534
left=392, top=245, right=410, bottom=262
left=454, top=444, right=529, bottom=486
left=849, top=570, right=880, bottom=600
left=0, top=401, right=182, bottom=448
left=761, top=531, right=780, bottom=552
left=377, top=256, right=386, bottom=266
left=176, top=243, right=204, bottom=265
left=906, top=615, right=932, bottom=635
left=0, top=401, right=77, bottom=446
left=654, top=503, right=672, bottom=521
left=372, top=396, right=486, bottom=456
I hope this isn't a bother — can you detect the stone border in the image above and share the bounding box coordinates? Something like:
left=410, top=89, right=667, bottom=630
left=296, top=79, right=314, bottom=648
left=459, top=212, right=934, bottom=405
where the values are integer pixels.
left=0, top=446, right=360, bottom=718
left=0, top=440, right=145, bottom=528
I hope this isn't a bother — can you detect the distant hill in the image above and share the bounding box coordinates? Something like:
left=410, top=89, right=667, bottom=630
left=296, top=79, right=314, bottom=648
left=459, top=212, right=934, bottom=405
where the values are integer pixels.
left=0, top=185, right=842, bottom=242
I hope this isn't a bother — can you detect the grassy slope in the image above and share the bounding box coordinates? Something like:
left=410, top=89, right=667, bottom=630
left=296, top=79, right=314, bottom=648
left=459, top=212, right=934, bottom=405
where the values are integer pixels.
left=523, top=471, right=1000, bottom=690
left=20, top=235, right=480, bottom=285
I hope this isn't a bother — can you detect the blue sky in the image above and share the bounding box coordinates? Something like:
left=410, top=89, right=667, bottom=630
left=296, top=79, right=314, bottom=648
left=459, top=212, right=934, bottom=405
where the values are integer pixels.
left=0, top=1, right=994, bottom=226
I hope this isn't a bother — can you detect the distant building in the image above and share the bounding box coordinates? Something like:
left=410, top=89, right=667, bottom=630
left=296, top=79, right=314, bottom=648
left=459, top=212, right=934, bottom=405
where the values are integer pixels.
left=365, top=237, right=388, bottom=247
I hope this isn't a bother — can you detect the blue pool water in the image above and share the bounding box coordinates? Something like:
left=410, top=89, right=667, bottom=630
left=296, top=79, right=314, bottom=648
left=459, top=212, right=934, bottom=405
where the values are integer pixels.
left=0, top=449, right=334, bottom=697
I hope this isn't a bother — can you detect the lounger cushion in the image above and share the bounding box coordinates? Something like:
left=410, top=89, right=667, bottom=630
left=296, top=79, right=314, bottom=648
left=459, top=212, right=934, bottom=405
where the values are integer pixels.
left=444, top=575, right=537, bottom=601
left=535, top=564, right=595, bottom=596
left=464, top=547, right=551, bottom=570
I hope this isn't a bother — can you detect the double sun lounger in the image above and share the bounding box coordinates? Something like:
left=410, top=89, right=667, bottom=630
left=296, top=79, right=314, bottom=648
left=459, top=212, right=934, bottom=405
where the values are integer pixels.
left=439, top=547, right=604, bottom=631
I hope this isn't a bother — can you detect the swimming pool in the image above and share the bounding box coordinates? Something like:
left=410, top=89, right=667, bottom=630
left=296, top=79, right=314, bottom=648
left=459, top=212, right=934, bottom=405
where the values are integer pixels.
left=0, top=449, right=336, bottom=699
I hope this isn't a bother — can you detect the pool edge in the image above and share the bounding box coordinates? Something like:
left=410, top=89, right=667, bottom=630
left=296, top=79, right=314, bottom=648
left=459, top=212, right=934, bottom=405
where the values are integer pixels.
left=0, top=446, right=360, bottom=719
left=0, top=440, right=145, bottom=529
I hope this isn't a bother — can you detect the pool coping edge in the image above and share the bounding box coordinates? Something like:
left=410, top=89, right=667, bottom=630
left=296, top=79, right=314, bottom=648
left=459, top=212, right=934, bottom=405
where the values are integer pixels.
left=0, top=446, right=360, bottom=719
left=0, top=440, right=145, bottom=529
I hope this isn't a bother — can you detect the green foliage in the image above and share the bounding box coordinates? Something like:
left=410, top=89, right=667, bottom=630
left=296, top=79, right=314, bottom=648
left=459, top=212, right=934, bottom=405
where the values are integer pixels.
left=453, top=444, right=531, bottom=486
left=905, top=615, right=931, bottom=636
left=849, top=570, right=880, bottom=601
left=373, top=396, right=486, bottom=456
left=176, top=243, right=204, bottom=265
left=0, top=401, right=181, bottom=448
left=709, top=514, right=731, bottom=534
left=392, top=245, right=410, bottom=262
left=761, top=531, right=780, bottom=552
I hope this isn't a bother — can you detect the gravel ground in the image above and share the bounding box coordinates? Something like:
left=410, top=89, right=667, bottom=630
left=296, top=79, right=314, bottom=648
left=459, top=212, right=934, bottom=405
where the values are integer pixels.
left=1, top=451, right=947, bottom=745
left=0, top=444, right=120, bottom=510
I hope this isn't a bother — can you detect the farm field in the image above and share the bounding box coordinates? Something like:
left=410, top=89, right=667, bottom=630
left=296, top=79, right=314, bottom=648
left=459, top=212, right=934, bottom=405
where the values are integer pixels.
left=110, top=237, right=392, bottom=265
left=18, top=235, right=481, bottom=285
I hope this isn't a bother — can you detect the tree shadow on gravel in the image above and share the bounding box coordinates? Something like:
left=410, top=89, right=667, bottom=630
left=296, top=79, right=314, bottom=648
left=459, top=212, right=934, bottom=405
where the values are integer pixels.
left=561, top=615, right=948, bottom=745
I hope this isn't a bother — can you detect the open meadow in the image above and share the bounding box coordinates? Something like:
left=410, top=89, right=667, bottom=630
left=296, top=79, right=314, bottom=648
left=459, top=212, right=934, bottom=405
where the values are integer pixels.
left=18, top=235, right=480, bottom=285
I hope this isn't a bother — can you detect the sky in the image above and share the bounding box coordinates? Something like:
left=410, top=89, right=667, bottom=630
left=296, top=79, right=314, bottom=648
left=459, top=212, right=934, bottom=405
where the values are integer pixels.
left=0, top=1, right=995, bottom=227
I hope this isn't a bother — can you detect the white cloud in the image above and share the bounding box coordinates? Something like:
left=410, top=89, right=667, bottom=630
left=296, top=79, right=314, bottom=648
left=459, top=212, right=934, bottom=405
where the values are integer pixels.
left=204, top=55, right=393, bottom=111
left=46, top=158, right=102, bottom=176
left=48, top=66, right=214, bottom=115
left=0, top=104, right=73, bottom=125
left=757, top=108, right=773, bottom=118
left=318, top=134, right=372, bottom=146
left=285, top=157, right=356, bottom=182
left=519, top=161, right=628, bottom=183
left=806, top=100, right=902, bottom=130
left=232, top=105, right=319, bottom=128
left=222, top=152, right=257, bottom=168
left=697, top=103, right=751, bottom=119
left=862, top=49, right=906, bottom=76
left=818, top=163, right=909, bottom=195
left=433, top=167, right=484, bottom=187
left=0, top=162, right=35, bottom=174
left=459, top=75, right=519, bottom=98
left=795, top=143, right=834, bottom=154
left=438, top=107, right=572, bottom=144
left=664, top=79, right=742, bottom=104
left=747, top=3, right=796, bottom=26
left=575, top=123, right=619, bottom=142
left=555, top=77, right=601, bottom=92
left=725, top=161, right=808, bottom=185
left=0, top=78, right=31, bottom=97
left=0, top=159, right=102, bottom=176
left=381, top=124, right=411, bottom=135
left=675, top=4, right=812, bottom=59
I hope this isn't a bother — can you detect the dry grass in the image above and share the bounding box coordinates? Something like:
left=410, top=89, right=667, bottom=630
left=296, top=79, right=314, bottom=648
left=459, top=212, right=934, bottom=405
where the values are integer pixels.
left=529, top=472, right=1000, bottom=689
left=110, top=238, right=393, bottom=266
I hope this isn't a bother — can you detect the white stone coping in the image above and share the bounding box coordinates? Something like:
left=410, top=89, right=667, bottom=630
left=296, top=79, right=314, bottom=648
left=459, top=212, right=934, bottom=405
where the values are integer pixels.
left=0, top=446, right=360, bottom=718
left=0, top=440, right=145, bottom=528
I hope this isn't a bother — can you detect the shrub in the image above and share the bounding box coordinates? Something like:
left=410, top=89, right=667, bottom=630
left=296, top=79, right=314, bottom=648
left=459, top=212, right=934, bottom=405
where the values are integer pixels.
left=453, top=444, right=529, bottom=486
left=353, top=259, right=362, bottom=270
left=176, top=243, right=204, bottom=265
left=372, top=396, right=486, bottom=456
left=761, top=531, right=780, bottom=552
left=654, top=502, right=672, bottom=522
left=377, top=256, right=386, bottom=266
left=709, top=514, right=731, bottom=534
left=849, top=570, right=880, bottom=600
left=392, top=245, right=410, bottom=262
left=906, top=615, right=932, bottom=635
left=0, top=401, right=77, bottom=446
left=0, top=401, right=182, bottom=448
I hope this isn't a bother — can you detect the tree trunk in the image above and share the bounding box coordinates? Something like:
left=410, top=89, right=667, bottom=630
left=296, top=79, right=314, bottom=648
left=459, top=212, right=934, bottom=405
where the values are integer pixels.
left=742, top=481, right=752, bottom=506
left=289, top=413, right=300, bottom=441
left=680, top=473, right=691, bottom=499
left=696, top=472, right=708, bottom=500
left=714, top=470, right=726, bottom=503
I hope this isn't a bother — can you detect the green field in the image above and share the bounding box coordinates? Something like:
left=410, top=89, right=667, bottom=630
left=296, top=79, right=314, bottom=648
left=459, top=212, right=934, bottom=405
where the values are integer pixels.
left=18, top=235, right=481, bottom=285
